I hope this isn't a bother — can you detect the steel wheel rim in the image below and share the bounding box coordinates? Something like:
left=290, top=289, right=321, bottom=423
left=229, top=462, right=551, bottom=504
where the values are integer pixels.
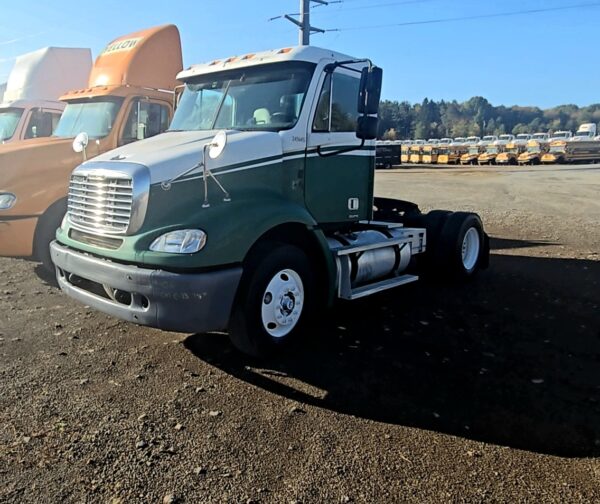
left=461, top=227, right=480, bottom=272
left=261, top=269, right=304, bottom=338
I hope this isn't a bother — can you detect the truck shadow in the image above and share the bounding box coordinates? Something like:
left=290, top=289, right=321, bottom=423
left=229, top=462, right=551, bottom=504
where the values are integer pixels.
left=184, top=245, right=600, bottom=458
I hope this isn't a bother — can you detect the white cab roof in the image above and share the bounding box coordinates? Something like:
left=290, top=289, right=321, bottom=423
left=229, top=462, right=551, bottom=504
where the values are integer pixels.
left=178, top=45, right=360, bottom=80
left=3, top=47, right=92, bottom=103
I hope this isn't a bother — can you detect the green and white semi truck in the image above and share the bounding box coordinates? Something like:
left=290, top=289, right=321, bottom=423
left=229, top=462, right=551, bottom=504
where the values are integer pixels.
left=51, top=46, right=489, bottom=356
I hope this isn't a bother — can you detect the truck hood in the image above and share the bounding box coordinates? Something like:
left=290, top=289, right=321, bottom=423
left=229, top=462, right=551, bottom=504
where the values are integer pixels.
left=0, top=136, right=87, bottom=216
left=85, top=130, right=285, bottom=185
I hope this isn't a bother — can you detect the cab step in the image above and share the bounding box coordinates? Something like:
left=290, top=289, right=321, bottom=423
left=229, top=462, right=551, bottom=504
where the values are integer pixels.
left=342, top=274, right=419, bottom=300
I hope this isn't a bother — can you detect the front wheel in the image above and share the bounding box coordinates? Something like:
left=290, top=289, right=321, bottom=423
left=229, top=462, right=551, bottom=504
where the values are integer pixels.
left=228, top=243, right=315, bottom=357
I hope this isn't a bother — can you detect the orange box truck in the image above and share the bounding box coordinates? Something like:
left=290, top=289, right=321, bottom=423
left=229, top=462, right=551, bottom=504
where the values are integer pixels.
left=0, top=25, right=182, bottom=270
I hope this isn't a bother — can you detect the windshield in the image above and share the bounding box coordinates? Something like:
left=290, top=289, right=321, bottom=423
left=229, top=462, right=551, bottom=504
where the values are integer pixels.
left=499, top=136, right=512, bottom=141
left=552, top=132, right=569, bottom=139
left=469, top=147, right=479, bottom=154
left=487, top=146, right=498, bottom=154
left=532, top=134, right=547, bottom=140
left=550, top=144, right=566, bottom=152
left=0, top=107, right=24, bottom=141
left=517, top=135, right=530, bottom=140
left=53, top=98, right=124, bottom=139
left=508, top=147, right=519, bottom=153
left=483, top=136, right=495, bottom=142
left=170, top=62, right=315, bottom=132
left=527, top=145, right=541, bottom=153
left=575, top=131, right=592, bottom=137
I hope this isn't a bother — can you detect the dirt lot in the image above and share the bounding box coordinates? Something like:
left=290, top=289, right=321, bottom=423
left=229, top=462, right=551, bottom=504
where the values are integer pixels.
left=1, top=164, right=599, bottom=503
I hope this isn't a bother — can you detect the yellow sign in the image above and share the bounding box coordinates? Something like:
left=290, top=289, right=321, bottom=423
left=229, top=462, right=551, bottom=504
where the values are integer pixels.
left=101, top=37, right=142, bottom=55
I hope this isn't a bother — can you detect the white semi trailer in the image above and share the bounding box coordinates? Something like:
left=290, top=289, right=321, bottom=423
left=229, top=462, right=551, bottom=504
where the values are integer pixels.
left=0, top=47, right=92, bottom=144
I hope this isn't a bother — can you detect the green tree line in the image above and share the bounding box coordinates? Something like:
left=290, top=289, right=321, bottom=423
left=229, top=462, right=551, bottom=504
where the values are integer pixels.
left=378, top=97, right=600, bottom=140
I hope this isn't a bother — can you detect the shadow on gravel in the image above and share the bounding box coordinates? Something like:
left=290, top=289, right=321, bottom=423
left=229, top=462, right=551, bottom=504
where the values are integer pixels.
left=33, top=264, right=59, bottom=288
left=184, top=244, right=600, bottom=458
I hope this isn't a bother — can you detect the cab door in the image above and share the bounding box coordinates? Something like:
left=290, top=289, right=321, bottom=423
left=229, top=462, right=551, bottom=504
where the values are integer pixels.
left=305, top=67, right=373, bottom=225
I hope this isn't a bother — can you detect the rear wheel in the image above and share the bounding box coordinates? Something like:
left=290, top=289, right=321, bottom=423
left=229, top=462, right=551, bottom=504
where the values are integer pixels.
left=434, top=212, right=487, bottom=280
left=229, top=243, right=315, bottom=357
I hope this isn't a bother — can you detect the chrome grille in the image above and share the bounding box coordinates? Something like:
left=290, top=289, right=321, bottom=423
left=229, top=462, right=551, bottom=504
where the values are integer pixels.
left=68, top=174, right=133, bottom=234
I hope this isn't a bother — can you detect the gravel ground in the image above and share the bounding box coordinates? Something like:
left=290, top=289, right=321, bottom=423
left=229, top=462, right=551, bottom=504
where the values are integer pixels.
left=1, top=164, right=599, bottom=503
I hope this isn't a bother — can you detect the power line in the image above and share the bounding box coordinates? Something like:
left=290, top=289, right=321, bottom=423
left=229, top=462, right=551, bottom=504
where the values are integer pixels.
left=325, top=1, right=600, bottom=32
left=315, top=0, right=443, bottom=13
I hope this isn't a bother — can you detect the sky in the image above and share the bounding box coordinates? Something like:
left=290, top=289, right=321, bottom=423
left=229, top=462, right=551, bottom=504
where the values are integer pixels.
left=0, top=0, right=598, bottom=109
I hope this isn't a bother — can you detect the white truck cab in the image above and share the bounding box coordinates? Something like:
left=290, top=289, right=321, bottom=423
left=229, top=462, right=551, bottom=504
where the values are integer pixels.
left=550, top=130, right=573, bottom=141
left=497, top=134, right=515, bottom=144
left=572, top=123, right=597, bottom=141
left=0, top=47, right=91, bottom=144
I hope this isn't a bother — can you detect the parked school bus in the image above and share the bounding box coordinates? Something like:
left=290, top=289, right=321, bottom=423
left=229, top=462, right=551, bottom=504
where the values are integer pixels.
left=541, top=138, right=600, bottom=164
left=400, top=142, right=411, bottom=163
left=477, top=142, right=502, bottom=165
left=409, top=141, right=424, bottom=163
left=50, top=45, right=489, bottom=357
left=0, top=47, right=92, bottom=144
left=0, top=25, right=182, bottom=270
left=438, top=141, right=468, bottom=164
left=478, top=134, right=514, bottom=165
left=421, top=143, right=440, bottom=164
left=460, top=142, right=481, bottom=165
left=518, top=136, right=550, bottom=165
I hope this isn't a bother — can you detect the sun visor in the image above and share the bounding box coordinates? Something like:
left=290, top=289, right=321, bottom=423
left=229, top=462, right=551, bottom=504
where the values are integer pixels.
left=88, top=24, right=183, bottom=91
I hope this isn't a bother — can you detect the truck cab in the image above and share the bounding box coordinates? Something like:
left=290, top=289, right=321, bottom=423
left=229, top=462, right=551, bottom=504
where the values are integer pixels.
left=479, top=135, right=498, bottom=146
left=0, top=25, right=182, bottom=270
left=550, top=130, right=572, bottom=141
left=0, top=47, right=92, bottom=144
left=51, top=46, right=489, bottom=357
left=572, top=123, right=597, bottom=141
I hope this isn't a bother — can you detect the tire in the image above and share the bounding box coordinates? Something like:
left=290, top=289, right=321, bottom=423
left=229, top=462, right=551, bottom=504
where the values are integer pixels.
left=228, top=242, right=315, bottom=357
left=34, top=199, right=67, bottom=273
left=404, top=210, right=452, bottom=273
left=434, top=212, right=487, bottom=280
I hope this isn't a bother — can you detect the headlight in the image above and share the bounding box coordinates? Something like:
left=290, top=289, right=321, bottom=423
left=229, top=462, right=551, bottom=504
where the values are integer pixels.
left=0, top=193, right=16, bottom=210
left=149, top=229, right=207, bottom=254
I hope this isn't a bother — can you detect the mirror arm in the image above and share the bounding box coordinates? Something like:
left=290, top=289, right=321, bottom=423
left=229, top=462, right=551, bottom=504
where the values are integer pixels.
left=317, top=138, right=365, bottom=158
left=324, top=58, right=373, bottom=74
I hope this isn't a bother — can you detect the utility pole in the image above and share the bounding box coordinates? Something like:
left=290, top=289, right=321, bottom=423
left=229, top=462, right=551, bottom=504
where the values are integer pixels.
left=285, top=0, right=329, bottom=46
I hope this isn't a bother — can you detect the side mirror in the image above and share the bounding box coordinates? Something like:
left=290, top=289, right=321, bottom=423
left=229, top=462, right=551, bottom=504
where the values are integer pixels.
left=358, top=66, right=383, bottom=115
left=356, top=116, right=379, bottom=140
left=72, top=132, right=89, bottom=160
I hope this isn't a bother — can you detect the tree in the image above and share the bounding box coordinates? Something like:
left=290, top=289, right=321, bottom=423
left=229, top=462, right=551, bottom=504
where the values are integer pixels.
left=376, top=96, right=600, bottom=140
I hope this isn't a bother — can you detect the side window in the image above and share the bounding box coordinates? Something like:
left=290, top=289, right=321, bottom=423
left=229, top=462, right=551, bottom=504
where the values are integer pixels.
left=312, top=71, right=360, bottom=133
left=312, top=73, right=331, bottom=132
left=24, top=109, right=57, bottom=139
left=331, top=73, right=360, bottom=132
left=50, top=112, right=62, bottom=133
left=121, top=99, right=170, bottom=145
